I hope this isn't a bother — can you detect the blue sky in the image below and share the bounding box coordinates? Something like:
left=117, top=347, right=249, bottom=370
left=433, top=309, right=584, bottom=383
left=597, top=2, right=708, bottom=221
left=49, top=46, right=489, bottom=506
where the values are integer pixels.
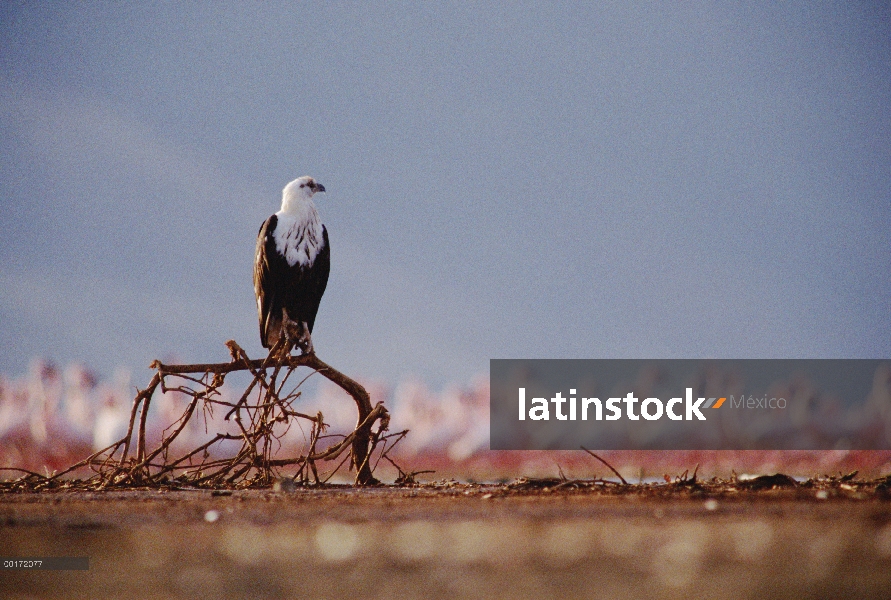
left=1, top=3, right=889, bottom=386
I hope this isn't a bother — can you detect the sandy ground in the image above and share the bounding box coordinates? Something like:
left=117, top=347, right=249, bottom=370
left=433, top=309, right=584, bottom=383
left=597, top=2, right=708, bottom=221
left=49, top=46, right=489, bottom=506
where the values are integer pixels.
left=2, top=485, right=891, bottom=599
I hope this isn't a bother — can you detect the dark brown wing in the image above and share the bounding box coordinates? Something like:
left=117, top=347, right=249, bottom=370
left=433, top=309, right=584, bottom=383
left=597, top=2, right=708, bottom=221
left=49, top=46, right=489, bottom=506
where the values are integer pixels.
left=253, top=215, right=286, bottom=348
left=299, top=225, right=329, bottom=333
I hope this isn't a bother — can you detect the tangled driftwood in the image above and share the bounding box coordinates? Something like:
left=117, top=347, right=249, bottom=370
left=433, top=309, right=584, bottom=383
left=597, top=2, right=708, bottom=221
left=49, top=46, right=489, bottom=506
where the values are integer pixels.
left=5, top=341, right=398, bottom=489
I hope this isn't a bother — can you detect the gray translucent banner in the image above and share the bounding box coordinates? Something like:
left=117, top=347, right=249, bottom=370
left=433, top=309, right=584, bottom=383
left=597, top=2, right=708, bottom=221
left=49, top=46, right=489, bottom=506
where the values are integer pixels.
left=490, top=359, right=891, bottom=450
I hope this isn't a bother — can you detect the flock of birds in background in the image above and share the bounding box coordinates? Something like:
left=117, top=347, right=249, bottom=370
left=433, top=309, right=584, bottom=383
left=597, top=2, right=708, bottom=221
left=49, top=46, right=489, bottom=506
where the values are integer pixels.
left=3, top=357, right=891, bottom=479
left=0, top=357, right=490, bottom=475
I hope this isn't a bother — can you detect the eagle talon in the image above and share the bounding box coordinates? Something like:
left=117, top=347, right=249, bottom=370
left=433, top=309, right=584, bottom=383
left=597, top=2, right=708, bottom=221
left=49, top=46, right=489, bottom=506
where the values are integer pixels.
left=298, top=321, right=314, bottom=355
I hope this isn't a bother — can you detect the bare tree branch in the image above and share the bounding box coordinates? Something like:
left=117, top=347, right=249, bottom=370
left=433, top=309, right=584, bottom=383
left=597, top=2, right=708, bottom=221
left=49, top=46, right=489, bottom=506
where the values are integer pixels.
left=11, top=340, right=391, bottom=489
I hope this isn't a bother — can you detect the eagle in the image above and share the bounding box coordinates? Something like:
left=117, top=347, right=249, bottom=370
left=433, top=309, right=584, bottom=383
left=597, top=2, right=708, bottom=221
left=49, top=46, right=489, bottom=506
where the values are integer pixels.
left=253, top=176, right=330, bottom=355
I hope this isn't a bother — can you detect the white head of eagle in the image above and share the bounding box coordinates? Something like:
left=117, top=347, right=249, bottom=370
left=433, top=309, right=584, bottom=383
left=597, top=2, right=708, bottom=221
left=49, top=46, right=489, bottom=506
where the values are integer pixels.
left=253, top=176, right=330, bottom=353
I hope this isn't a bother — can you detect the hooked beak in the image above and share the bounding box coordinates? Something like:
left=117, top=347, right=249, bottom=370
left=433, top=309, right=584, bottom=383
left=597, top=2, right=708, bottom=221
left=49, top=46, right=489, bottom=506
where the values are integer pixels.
left=314, top=182, right=326, bottom=193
